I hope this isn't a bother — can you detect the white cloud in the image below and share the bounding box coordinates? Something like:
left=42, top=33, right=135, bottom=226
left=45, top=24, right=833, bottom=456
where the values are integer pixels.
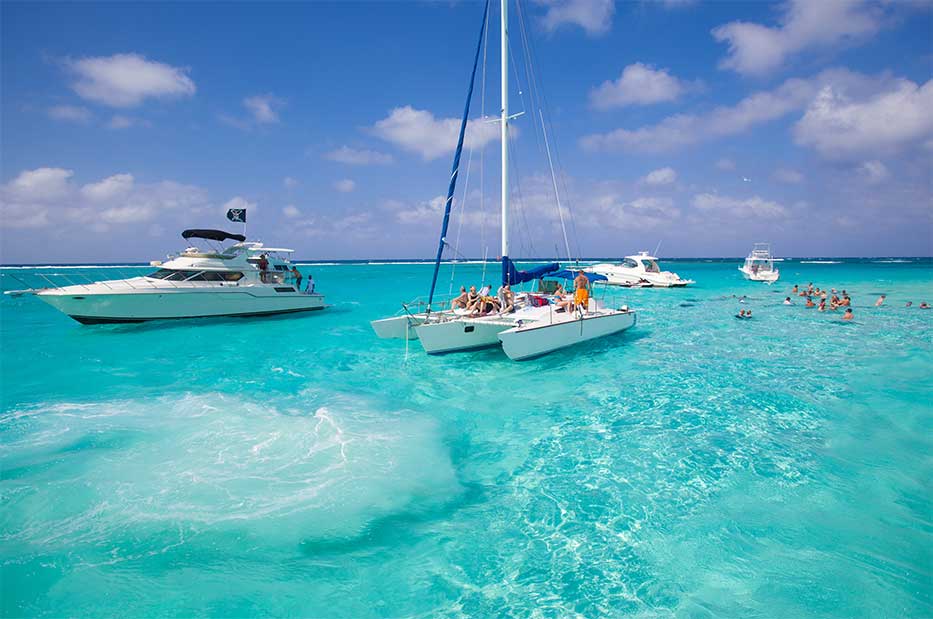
left=324, top=146, right=394, bottom=166
left=643, top=167, right=677, bottom=185
left=81, top=173, right=134, bottom=201
left=371, top=106, right=500, bottom=161
left=582, top=69, right=912, bottom=154
left=334, top=179, right=356, bottom=193
left=65, top=53, right=195, bottom=107
left=48, top=105, right=92, bottom=123
left=283, top=204, right=301, bottom=218
left=716, top=158, right=736, bottom=171
left=1, top=167, right=210, bottom=229
left=536, top=0, right=615, bottom=36
left=858, top=160, right=889, bottom=184
left=244, top=94, right=283, bottom=124
left=107, top=115, right=134, bottom=129
left=283, top=177, right=299, bottom=189
left=582, top=75, right=816, bottom=152
left=712, top=0, right=881, bottom=76
left=773, top=168, right=804, bottom=184
left=692, top=192, right=788, bottom=218
left=390, top=195, right=447, bottom=225
left=793, top=80, right=933, bottom=158
left=5, top=168, right=74, bottom=202
left=590, top=63, right=691, bottom=109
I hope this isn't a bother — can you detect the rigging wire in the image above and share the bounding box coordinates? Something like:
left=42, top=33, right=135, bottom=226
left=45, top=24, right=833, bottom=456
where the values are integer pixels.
left=515, top=0, right=583, bottom=262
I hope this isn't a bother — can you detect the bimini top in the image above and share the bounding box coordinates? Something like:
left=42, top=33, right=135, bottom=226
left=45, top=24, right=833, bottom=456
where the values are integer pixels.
left=551, top=269, right=608, bottom=282
left=181, top=229, right=247, bottom=243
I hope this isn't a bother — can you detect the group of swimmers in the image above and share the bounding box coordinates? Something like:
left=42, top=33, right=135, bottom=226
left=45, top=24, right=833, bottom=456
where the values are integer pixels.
left=786, top=283, right=854, bottom=319
left=876, top=295, right=930, bottom=309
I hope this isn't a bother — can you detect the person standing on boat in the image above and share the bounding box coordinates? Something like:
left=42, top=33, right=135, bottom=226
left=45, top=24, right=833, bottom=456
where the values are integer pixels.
left=291, top=266, right=302, bottom=291
left=573, top=271, right=590, bottom=311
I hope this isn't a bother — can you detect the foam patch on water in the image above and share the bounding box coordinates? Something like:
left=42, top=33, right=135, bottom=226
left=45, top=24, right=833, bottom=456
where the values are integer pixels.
left=1, top=393, right=461, bottom=565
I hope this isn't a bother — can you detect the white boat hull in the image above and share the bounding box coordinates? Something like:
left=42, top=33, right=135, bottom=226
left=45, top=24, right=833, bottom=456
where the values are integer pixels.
left=739, top=267, right=780, bottom=283
left=588, top=265, right=693, bottom=287
left=415, top=317, right=513, bottom=354
left=370, top=314, right=427, bottom=340
left=498, top=310, right=636, bottom=361
left=37, top=284, right=324, bottom=324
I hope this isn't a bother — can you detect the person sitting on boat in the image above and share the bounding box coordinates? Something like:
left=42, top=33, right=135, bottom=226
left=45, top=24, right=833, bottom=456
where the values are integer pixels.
left=306, top=274, right=315, bottom=294
left=470, top=294, right=499, bottom=317
left=291, top=266, right=302, bottom=290
left=497, top=284, right=515, bottom=314
left=451, top=286, right=469, bottom=309
left=553, top=283, right=565, bottom=297
left=573, top=270, right=590, bottom=311
left=843, top=308, right=854, bottom=320
left=465, top=285, right=480, bottom=308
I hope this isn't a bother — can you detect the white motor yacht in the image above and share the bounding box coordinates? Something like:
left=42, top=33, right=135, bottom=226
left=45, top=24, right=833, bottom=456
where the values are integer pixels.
left=739, top=243, right=780, bottom=283
left=586, top=252, right=694, bottom=287
left=36, top=229, right=325, bottom=324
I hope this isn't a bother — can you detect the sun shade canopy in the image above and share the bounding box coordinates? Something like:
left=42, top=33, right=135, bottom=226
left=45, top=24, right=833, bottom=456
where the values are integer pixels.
left=181, top=229, right=247, bottom=243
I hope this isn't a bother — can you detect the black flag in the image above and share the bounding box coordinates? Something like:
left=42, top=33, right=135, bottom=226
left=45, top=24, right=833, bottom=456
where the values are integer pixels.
left=226, top=208, right=246, bottom=223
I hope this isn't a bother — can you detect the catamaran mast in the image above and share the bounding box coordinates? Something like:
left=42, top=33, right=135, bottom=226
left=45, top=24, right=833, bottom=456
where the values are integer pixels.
left=500, top=0, right=509, bottom=264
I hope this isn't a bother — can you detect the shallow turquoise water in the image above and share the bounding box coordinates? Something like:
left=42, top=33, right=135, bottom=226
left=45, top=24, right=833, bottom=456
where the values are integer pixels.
left=1, top=259, right=931, bottom=618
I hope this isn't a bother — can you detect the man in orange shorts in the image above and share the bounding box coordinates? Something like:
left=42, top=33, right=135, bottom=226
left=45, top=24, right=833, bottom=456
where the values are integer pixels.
left=573, top=270, right=590, bottom=311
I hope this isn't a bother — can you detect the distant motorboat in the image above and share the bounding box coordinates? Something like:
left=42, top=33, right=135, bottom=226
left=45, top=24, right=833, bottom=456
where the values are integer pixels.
left=33, top=229, right=325, bottom=324
left=739, top=243, right=780, bottom=283
left=586, top=252, right=694, bottom=287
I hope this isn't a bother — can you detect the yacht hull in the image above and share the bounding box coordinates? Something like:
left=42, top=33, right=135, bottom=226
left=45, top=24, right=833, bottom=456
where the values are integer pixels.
left=415, top=318, right=512, bottom=354
left=739, top=267, right=780, bottom=283
left=498, top=310, right=636, bottom=361
left=588, top=265, right=692, bottom=287
left=37, top=287, right=325, bottom=324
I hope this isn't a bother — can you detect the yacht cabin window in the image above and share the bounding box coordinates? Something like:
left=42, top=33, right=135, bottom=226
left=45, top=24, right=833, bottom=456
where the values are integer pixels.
left=621, top=258, right=639, bottom=269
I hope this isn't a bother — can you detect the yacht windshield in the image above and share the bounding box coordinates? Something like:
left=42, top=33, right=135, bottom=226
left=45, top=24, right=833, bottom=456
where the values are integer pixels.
left=621, top=258, right=638, bottom=269
left=147, top=269, right=174, bottom=279
left=642, top=260, right=660, bottom=273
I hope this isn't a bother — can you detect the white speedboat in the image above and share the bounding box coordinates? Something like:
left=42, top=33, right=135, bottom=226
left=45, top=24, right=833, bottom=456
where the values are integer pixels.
left=371, top=0, right=636, bottom=360
left=36, top=229, right=325, bottom=324
left=587, top=252, right=694, bottom=287
left=739, top=243, right=780, bottom=283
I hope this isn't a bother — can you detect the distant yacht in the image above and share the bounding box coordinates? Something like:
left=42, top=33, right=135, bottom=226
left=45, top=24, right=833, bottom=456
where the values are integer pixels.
left=36, top=229, right=325, bottom=324
left=739, top=243, right=780, bottom=283
left=586, top=252, right=694, bottom=287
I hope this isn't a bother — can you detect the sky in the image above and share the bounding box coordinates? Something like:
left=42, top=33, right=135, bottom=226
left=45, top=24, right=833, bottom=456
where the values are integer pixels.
left=1, top=0, right=931, bottom=263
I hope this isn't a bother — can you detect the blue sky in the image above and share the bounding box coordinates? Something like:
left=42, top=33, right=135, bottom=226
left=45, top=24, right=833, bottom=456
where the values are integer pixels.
left=1, top=0, right=931, bottom=263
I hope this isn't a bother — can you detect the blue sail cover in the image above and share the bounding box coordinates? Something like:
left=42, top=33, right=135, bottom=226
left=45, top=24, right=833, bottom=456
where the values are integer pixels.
left=550, top=269, right=608, bottom=282
left=502, top=257, right=560, bottom=285
left=426, top=0, right=489, bottom=309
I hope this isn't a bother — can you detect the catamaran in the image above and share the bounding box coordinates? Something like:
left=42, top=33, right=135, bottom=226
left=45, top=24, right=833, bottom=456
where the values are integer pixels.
left=371, top=0, right=636, bottom=360
left=739, top=243, right=780, bottom=283
left=26, top=229, right=325, bottom=324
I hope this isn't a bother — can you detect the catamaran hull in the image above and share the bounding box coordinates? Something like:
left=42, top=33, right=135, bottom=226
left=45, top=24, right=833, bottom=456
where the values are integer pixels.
left=498, top=311, right=636, bottom=361
left=371, top=314, right=424, bottom=340
left=37, top=288, right=325, bottom=324
left=415, top=319, right=511, bottom=354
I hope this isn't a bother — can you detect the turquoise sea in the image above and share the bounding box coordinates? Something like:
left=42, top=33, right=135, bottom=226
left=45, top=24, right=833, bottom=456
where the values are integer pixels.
left=1, top=258, right=931, bottom=618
